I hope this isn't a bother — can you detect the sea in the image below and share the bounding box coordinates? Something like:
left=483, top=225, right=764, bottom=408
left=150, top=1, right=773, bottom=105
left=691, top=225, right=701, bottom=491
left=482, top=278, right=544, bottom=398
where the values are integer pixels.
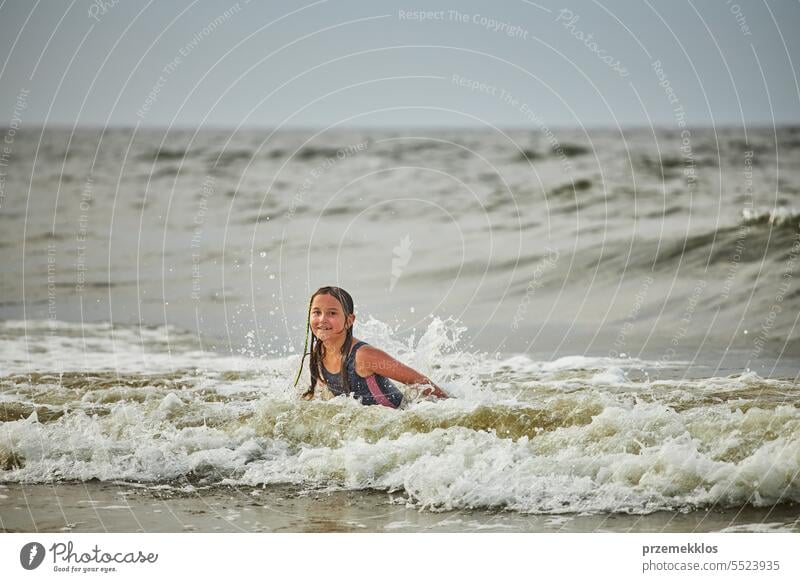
left=1, top=126, right=799, bottom=531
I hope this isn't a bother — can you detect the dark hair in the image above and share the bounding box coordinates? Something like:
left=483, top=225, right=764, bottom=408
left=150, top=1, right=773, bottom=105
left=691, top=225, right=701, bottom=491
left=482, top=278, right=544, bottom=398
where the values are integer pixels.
left=298, top=286, right=355, bottom=399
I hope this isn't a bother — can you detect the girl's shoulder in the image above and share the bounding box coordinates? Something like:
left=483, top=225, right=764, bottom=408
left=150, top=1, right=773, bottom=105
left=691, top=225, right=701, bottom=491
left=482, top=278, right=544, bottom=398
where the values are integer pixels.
left=352, top=342, right=395, bottom=378
left=349, top=338, right=369, bottom=354
left=350, top=339, right=372, bottom=358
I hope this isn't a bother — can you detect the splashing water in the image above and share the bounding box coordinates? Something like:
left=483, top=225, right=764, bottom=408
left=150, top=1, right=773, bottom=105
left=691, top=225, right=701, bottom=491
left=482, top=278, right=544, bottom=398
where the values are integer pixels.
left=1, top=318, right=798, bottom=515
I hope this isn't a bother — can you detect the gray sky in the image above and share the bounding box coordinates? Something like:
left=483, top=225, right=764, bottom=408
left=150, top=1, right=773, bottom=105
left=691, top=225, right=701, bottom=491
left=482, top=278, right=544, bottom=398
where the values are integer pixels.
left=1, top=0, right=798, bottom=128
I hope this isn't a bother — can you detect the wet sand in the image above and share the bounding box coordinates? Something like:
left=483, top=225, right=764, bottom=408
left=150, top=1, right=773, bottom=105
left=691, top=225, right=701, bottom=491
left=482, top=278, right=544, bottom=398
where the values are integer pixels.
left=1, top=482, right=798, bottom=533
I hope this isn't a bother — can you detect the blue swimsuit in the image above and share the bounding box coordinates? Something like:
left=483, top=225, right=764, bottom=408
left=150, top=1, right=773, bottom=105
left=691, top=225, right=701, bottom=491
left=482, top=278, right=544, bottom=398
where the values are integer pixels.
left=320, top=341, right=404, bottom=408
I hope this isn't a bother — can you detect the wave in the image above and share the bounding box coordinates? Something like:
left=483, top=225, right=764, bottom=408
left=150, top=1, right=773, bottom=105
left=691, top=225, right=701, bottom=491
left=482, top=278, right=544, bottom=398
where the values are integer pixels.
left=1, top=318, right=798, bottom=514
left=515, top=148, right=542, bottom=162
left=559, top=144, right=590, bottom=157
left=374, top=141, right=445, bottom=160
left=205, top=149, right=254, bottom=166
left=549, top=178, right=593, bottom=196
left=742, top=207, right=800, bottom=229
left=2, top=376, right=797, bottom=514
left=635, top=153, right=719, bottom=180
left=295, top=146, right=343, bottom=160
left=142, top=148, right=189, bottom=162
left=620, top=213, right=800, bottom=274
left=514, top=143, right=589, bottom=163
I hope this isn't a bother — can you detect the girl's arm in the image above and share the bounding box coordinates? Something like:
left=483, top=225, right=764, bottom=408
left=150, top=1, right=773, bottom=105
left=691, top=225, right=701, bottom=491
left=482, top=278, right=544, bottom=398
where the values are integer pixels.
left=356, top=346, right=449, bottom=398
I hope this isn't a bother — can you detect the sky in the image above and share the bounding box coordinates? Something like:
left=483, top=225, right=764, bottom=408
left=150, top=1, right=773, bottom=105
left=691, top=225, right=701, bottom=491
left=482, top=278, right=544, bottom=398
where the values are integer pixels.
left=1, top=0, right=798, bottom=129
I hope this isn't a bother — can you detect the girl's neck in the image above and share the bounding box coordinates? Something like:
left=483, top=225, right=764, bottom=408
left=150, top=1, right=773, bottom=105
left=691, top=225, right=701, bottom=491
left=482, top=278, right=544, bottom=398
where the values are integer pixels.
left=322, top=335, right=356, bottom=358
left=322, top=336, right=346, bottom=357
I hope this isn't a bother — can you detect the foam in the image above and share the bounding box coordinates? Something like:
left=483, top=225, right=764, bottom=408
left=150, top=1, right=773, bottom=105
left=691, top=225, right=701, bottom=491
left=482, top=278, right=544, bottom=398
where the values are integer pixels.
left=2, top=317, right=798, bottom=515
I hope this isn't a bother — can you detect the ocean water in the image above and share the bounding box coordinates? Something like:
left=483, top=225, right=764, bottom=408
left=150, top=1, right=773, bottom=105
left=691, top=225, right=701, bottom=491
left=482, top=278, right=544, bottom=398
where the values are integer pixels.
left=2, top=127, right=799, bottom=360
left=1, top=127, right=799, bottom=523
left=1, top=317, right=798, bottom=518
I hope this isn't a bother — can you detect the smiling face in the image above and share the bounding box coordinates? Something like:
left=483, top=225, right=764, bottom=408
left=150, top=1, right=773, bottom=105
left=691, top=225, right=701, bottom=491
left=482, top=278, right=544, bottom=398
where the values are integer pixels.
left=310, top=293, right=355, bottom=342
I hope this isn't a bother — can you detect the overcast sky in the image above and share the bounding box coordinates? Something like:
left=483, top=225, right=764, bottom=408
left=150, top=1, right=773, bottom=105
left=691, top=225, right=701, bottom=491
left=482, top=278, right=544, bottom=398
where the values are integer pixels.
left=1, top=0, right=798, bottom=128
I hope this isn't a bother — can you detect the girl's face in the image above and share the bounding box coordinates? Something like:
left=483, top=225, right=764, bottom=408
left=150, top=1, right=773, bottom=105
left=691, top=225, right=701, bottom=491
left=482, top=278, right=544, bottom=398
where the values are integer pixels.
left=310, top=294, right=354, bottom=342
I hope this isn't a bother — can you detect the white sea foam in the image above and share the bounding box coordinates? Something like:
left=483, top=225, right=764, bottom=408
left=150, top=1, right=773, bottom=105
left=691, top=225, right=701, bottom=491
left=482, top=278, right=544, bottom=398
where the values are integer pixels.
left=1, top=318, right=798, bottom=515
left=741, top=206, right=800, bottom=227
left=0, top=319, right=282, bottom=375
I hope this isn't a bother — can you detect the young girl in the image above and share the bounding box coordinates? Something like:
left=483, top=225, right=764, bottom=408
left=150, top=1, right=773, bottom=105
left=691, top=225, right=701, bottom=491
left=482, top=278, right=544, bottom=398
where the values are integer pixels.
left=294, top=286, right=449, bottom=408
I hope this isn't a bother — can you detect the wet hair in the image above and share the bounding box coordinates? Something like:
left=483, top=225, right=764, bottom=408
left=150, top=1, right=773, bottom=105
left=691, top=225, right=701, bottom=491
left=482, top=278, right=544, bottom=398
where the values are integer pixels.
left=295, top=286, right=355, bottom=399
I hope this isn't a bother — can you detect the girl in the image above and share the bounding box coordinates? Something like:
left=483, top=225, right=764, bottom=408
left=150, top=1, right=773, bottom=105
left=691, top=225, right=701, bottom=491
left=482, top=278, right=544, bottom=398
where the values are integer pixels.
left=294, top=286, right=449, bottom=408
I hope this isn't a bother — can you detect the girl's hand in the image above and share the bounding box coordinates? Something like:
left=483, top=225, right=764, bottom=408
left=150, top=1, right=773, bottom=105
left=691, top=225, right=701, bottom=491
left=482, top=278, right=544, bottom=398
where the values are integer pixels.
left=420, top=385, right=449, bottom=399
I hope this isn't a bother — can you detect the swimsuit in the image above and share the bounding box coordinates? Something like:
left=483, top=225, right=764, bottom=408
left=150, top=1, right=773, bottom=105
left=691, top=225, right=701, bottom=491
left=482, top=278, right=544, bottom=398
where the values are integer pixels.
left=320, top=341, right=404, bottom=408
